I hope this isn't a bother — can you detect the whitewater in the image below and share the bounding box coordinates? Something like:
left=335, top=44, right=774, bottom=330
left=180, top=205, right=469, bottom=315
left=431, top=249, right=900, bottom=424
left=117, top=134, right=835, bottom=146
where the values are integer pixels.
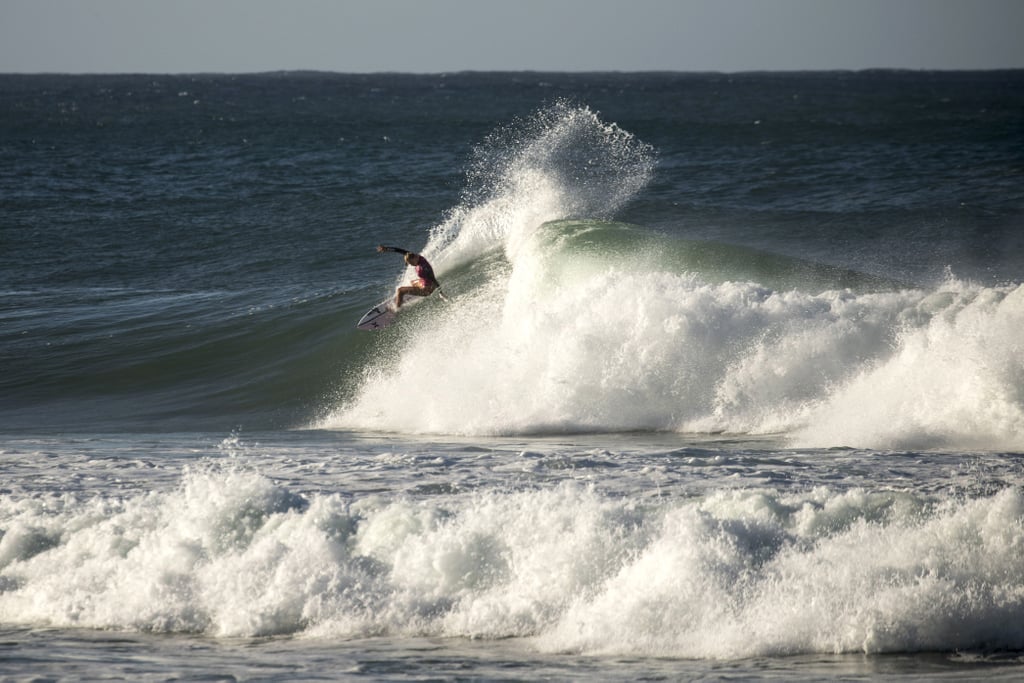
left=324, top=103, right=1024, bottom=453
left=2, top=71, right=1023, bottom=680
left=4, top=434, right=1024, bottom=671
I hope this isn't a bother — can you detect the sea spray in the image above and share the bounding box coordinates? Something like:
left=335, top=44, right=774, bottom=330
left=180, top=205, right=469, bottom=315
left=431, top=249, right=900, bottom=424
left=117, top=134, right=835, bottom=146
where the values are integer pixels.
left=422, top=100, right=656, bottom=270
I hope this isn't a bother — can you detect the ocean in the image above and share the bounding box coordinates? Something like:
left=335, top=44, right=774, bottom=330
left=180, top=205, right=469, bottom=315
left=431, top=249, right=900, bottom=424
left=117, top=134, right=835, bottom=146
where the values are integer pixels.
left=2, top=71, right=1023, bottom=680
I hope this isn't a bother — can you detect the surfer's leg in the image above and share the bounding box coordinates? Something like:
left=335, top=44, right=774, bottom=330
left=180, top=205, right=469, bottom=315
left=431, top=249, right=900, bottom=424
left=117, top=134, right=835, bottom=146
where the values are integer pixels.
left=396, top=279, right=439, bottom=308
left=395, top=284, right=427, bottom=308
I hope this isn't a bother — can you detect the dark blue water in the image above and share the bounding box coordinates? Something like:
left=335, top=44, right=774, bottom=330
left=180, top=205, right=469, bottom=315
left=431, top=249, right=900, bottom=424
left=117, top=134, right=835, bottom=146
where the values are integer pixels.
left=2, top=71, right=1024, bottom=680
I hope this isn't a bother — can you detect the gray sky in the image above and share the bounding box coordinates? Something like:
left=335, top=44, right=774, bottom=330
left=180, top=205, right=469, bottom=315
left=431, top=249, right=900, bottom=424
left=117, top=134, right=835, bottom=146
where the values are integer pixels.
left=2, top=0, right=1022, bottom=73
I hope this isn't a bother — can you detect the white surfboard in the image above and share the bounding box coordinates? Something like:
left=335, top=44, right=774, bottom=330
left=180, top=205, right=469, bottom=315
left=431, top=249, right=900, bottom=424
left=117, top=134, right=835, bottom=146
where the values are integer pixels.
left=356, top=300, right=397, bottom=331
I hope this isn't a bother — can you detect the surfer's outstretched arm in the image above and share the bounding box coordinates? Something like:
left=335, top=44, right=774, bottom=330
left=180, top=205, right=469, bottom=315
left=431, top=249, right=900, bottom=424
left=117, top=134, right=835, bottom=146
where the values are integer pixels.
left=377, top=245, right=410, bottom=255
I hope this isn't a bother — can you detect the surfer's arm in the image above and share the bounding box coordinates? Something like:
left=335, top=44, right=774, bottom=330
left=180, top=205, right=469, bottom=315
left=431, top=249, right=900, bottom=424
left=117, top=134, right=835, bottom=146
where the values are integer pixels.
left=376, top=245, right=410, bottom=255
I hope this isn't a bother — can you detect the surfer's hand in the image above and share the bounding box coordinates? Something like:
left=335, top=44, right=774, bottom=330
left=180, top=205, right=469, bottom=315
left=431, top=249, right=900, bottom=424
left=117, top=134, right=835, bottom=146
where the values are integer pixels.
left=376, top=245, right=386, bottom=253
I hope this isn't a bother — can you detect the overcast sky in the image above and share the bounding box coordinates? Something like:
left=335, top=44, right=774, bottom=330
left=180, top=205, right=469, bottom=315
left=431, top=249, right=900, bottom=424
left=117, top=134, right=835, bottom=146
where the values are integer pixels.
left=1, top=0, right=1022, bottom=74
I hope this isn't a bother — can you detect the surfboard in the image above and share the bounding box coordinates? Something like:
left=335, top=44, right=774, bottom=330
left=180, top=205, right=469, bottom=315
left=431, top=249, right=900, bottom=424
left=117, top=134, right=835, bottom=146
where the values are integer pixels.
left=356, top=300, right=397, bottom=330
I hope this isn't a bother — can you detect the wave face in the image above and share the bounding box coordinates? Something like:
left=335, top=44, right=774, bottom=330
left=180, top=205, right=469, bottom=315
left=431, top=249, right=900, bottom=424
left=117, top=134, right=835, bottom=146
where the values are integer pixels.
left=322, top=105, right=1024, bottom=451
left=3, top=462, right=1024, bottom=657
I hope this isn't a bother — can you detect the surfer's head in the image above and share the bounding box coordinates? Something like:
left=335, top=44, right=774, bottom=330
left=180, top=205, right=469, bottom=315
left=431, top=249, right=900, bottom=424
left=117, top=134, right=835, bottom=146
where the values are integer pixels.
left=404, top=253, right=420, bottom=266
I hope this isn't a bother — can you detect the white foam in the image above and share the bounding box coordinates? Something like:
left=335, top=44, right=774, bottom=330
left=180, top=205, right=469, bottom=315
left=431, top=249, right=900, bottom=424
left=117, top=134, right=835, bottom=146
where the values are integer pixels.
left=0, top=466, right=359, bottom=636
left=330, top=242, right=1024, bottom=449
left=541, top=487, right=1024, bottom=657
left=792, top=279, right=1024, bottom=450
left=4, top=469, right=1024, bottom=656
left=332, top=255, right=1024, bottom=449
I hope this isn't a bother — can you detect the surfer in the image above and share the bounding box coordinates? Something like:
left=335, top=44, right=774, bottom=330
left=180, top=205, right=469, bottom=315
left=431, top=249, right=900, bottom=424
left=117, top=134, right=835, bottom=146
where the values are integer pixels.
left=376, top=245, right=441, bottom=308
